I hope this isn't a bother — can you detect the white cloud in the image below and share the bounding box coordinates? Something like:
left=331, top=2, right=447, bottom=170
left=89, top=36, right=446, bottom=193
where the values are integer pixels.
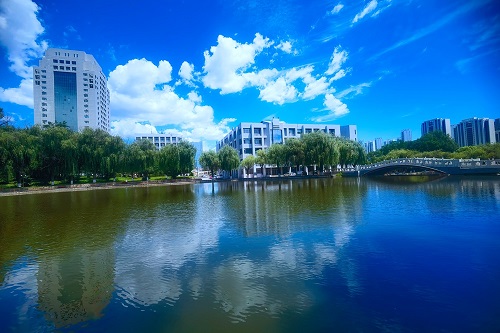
left=302, top=76, right=330, bottom=100
left=108, top=58, right=235, bottom=141
left=331, top=69, right=347, bottom=81
left=202, top=33, right=273, bottom=94
left=178, top=61, right=195, bottom=82
left=352, top=0, right=378, bottom=24
left=258, top=77, right=298, bottom=105
left=0, top=78, right=34, bottom=107
left=108, top=58, right=172, bottom=96
left=330, top=3, right=344, bottom=15
left=311, top=94, right=349, bottom=122
left=110, top=120, right=159, bottom=138
left=275, top=41, right=293, bottom=54
left=0, top=0, right=47, bottom=79
left=337, top=82, right=372, bottom=99
left=326, top=46, right=348, bottom=76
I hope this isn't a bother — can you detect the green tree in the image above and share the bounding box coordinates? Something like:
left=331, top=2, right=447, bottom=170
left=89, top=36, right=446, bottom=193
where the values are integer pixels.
left=240, top=155, right=256, bottom=177
left=199, top=150, right=220, bottom=178
left=302, top=131, right=338, bottom=172
left=284, top=138, right=305, bottom=172
left=267, top=143, right=287, bottom=175
left=0, top=107, right=8, bottom=126
left=412, top=131, right=458, bottom=152
left=218, top=145, right=239, bottom=176
left=255, top=149, right=268, bottom=176
left=159, top=144, right=180, bottom=179
left=178, top=141, right=196, bottom=176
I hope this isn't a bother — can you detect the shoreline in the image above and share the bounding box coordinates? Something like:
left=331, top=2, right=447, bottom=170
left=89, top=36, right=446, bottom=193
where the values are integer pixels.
left=0, top=179, right=199, bottom=197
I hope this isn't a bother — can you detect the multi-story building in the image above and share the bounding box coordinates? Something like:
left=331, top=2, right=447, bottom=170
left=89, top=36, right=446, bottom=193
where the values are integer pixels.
left=135, top=133, right=183, bottom=149
left=495, top=118, right=500, bottom=143
left=33, top=48, right=110, bottom=132
left=421, top=118, right=452, bottom=137
left=453, top=117, right=496, bottom=147
left=216, top=117, right=358, bottom=161
left=374, top=138, right=383, bottom=151
left=401, top=129, right=412, bottom=142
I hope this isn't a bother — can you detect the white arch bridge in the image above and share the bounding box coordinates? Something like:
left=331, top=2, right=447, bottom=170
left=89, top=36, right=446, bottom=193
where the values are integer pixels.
left=342, top=158, right=500, bottom=177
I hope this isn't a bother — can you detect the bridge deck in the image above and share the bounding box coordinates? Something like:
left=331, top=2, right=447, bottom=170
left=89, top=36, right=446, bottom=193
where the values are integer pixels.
left=342, top=158, right=500, bottom=177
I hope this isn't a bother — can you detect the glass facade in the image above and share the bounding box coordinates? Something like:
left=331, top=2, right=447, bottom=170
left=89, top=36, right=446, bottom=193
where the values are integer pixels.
left=54, top=71, right=78, bottom=131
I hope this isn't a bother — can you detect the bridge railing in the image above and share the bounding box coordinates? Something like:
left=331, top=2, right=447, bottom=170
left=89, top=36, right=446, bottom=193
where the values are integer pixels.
left=356, top=158, right=500, bottom=171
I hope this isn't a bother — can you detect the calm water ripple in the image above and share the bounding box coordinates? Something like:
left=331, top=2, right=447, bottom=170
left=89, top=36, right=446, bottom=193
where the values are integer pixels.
left=0, top=176, right=499, bottom=332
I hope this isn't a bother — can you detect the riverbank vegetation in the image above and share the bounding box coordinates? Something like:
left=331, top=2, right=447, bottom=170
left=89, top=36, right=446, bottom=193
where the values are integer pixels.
left=367, top=132, right=500, bottom=163
left=0, top=124, right=196, bottom=187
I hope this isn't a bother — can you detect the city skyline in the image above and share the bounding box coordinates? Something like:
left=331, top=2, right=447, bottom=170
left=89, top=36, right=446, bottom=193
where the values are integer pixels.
left=1, top=0, right=499, bottom=147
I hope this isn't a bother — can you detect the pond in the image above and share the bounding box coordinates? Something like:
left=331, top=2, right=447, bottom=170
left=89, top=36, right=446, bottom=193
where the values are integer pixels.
left=1, top=177, right=499, bottom=332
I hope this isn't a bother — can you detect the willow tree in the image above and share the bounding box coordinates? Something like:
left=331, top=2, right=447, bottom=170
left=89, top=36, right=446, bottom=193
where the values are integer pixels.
left=284, top=137, right=305, bottom=172
left=159, top=144, right=180, bottom=179
left=218, top=145, right=239, bottom=177
left=178, top=141, right=197, bottom=176
left=267, top=143, right=287, bottom=176
left=240, top=155, right=256, bottom=176
left=302, top=131, right=339, bottom=172
left=199, top=150, right=220, bottom=178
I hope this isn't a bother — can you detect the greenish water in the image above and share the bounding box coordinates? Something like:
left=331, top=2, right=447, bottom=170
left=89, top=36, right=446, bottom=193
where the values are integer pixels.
left=1, top=177, right=499, bottom=332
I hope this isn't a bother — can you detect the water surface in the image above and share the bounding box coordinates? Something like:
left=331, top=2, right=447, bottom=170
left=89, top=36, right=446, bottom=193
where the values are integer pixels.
left=1, top=177, right=499, bottom=332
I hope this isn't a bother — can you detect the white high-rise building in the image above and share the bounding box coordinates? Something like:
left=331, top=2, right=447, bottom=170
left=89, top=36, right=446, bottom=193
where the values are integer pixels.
left=421, top=118, right=452, bottom=137
left=33, top=48, right=110, bottom=132
left=453, top=117, right=496, bottom=147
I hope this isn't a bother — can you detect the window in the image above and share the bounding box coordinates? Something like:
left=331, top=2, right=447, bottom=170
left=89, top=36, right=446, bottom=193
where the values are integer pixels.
left=83, top=73, right=88, bottom=76
left=59, top=60, right=64, bottom=63
left=72, top=61, right=76, bottom=65
left=244, top=138, right=251, bottom=144
left=42, top=91, right=47, bottom=95
left=41, top=75, right=46, bottom=78
left=66, top=67, right=70, bottom=70
left=84, top=99, right=88, bottom=102
left=243, top=128, right=250, bottom=133
left=53, top=66, right=58, bottom=69
left=42, top=81, right=46, bottom=84
left=72, top=67, right=76, bottom=71
left=329, top=129, right=335, bottom=135
left=42, top=97, right=47, bottom=100
left=289, top=128, right=295, bottom=136
left=305, top=129, right=312, bottom=134
left=84, top=94, right=88, bottom=97
left=255, top=138, right=262, bottom=145
left=53, top=59, right=58, bottom=63
left=60, top=66, right=65, bottom=70
left=66, top=60, right=70, bottom=64
left=42, top=114, right=47, bottom=117
left=284, top=128, right=288, bottom=136
left=254, top=128, right=261, bottom=135
left=244, top=148, right=252, bottom=154
left=35, top=75, right=40, bottom=79
left=42, top=102, right=47, bottom=106
left=35, top=81, right=40, bottom=85
left=41, top=70, right=46, bottom=73
left=297, top=129, right=303, bottom=134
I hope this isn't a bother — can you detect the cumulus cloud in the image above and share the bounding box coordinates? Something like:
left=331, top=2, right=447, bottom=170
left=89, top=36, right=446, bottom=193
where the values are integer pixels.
left=352, top=0, right=378, bottom=24
left=311, top=94, right=349, bottom=122
left=202, top=33, right=273, bottom=94
left=109, top=58, right=172, bottom=96
left=0, top=0, right=47, bottom=78
left=0, top=78, right=34, bottom=108
left=0, top=0, right=47, bottom=106
left=108, top=58, right=235, bottom=141
left=326, top=46, right=348, bottom=76
left=330, top=3, right=344, bottom=15
left=178, top=61, right=195, bottom=83
left=259, top=77, right=298, bottom=104
left=275, top=41, right=293, bottom=54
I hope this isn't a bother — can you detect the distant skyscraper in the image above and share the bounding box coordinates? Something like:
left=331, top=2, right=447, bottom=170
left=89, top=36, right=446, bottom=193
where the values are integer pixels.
left=374, top=138, right=383, bottom=150
left=401, top=129, right=412, bottom=142
left=421, top=118, right=451, bottom=137
left=495, top=118, right=500, bottom=143
left=454, top=117, right=496, bottom=147
left=33, top=48, right=110, bottom=132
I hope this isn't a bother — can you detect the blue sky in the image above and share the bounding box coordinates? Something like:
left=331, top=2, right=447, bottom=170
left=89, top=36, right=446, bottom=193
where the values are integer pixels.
left=0, top=0, right=499, bottom=145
